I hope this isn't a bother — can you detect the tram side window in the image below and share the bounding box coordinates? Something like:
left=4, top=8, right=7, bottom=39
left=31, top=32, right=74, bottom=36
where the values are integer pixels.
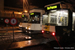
left=22, top=16, right=28, bottom=23
left=57, top=10, right=68, bottom=26
left=42, top=15, right=48, bottom=25
left=49, top=10, right=68, bottom=26
left=50, top=15, right=57, bottom=24
left=29, top=15, right=40, bottom=23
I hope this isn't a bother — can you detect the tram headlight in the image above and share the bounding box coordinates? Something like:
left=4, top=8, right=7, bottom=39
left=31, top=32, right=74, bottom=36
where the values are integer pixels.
left=19, top=25, right=22, bottom=27
left=28, top=28, right=31, bottom=30
left=26, top=27, right=27, bottom=29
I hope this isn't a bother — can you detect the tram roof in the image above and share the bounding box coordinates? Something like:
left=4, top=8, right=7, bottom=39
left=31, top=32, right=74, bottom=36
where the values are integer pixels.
left=44, top=1, right=66, bottom=8
left=29, top=8, right=45, bottom=10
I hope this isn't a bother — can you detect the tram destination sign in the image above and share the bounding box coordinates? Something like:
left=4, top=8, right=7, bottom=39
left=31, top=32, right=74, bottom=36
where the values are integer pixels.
left=47, top=5, right=58, bottom=10
left=45, top=4, right=60, bottom=11
left=30, top=13, right=34, bottom=15
left=30, top=12, right=40, bottom=16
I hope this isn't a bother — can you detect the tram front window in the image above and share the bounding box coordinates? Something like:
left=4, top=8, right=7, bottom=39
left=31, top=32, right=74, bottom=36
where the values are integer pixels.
left=48, top=10, right=68, bottom=26
left=22, top=16, right=28, bottom=23
left=29, top=15, right=40, bottom=23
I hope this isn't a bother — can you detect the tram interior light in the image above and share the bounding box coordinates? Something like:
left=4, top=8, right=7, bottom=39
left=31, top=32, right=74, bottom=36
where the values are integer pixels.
left=51, top=10, right=57, bottom=12
left=73, top=12, right=75, bottom=16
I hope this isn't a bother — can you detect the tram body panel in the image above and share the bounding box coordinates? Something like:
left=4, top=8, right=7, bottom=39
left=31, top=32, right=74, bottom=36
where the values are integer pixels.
left=22, top=23, right=28, bottom=28
left=42, top=25, right=45, bottom=30
left=34, top=24, right=42, bottom=30
left=27, top=23, right=35, bottom=30
left=50, top=26, right=55, bottom=32
left=27, top=23, right=41, bottom=30
left=27, top=24, right=42, bottom=30
left=44, top=25, right=50, bottom=31
left=44, top=25, right=55, bottom=32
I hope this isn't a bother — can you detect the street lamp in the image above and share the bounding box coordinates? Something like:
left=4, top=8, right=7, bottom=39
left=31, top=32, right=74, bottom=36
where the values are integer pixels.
left=24, top=10, right=28, bottom=13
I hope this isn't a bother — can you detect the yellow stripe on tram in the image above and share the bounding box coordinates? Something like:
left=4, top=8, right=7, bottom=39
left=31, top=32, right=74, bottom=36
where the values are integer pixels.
left=45, top=25, right=50, bottom=31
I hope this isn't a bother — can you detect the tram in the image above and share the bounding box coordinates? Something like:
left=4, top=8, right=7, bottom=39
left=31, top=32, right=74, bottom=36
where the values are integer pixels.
left=25, top=8, right=45, bottom=34
left=19, top=13, right=29, bottom=32
left=42, top=1, right=75, bottom=41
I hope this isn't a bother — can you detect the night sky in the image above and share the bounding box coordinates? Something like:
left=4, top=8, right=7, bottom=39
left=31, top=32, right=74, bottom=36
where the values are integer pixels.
left=4, top=0, right=75, bottom=8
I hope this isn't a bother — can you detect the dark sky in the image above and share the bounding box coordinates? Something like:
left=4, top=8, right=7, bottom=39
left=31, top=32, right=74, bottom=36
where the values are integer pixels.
left=4, top=0, right=74, bottom=8
left=4, top=0, right=23, bottom=8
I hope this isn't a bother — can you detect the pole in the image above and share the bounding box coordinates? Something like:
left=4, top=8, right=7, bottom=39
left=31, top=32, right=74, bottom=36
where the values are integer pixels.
left=23, top=0, right=24, bottom=12
left=6, top=24, right=8, bottom=32
left=13, top=26, right=14, bottom=42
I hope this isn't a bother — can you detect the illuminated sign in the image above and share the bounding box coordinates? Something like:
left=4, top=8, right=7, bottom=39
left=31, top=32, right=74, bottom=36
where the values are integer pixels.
left=47, top=5, right=57, bottom=10
left=30, top=13, right=34, bottom=15
left=22, top=15, right=24, bottom=17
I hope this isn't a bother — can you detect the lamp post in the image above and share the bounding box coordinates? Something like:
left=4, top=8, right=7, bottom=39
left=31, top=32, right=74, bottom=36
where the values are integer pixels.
left=23, top=0, right=25, bottom=12
left=23, top=0, right=29, bottom=13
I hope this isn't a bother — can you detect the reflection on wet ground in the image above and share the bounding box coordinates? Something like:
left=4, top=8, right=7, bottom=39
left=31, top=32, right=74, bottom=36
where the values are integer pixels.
left=0, top=27, right=75, bottom=50
left=0, top=33, right=31, bottom=44
left=8, top=39, right=51, bottom=49
left=9, top=44, right=51, bottom=50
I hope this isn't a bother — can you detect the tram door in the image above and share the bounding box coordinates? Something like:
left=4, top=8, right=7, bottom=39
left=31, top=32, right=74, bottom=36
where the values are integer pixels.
left=42, top=15, right=49, bottom=31
left=72, top=12, right=75, bottom=31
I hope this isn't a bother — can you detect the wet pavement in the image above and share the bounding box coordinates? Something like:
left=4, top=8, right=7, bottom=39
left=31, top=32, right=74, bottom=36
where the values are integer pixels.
left=0, top=27, right=51, bottom=50
left=8, top=39, right=51, bottom=49
left=0, top=32, right=52, bottom=50
left=0, top=26, right=19, bottom=31
left=0, top=33, right=31, bottom=44
left=0, top=27, right=75, bottom=50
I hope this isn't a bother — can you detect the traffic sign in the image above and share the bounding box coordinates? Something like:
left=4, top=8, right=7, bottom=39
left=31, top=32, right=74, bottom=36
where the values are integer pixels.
left=10, top=18, right=17, bottom=25
left=4, top=19, right=9, bottom=24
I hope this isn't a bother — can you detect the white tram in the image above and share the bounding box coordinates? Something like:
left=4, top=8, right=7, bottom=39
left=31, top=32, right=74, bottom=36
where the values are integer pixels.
left=25, top=8, right=45, bottom=34
left=19, top=13, right=29, bottom=32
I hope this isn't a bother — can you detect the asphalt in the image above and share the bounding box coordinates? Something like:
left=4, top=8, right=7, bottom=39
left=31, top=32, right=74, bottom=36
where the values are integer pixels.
left=0, top=26, right=20, bottom=31
left=0, top=38, right=51, bottom=50
left=0, top=27, right=51, bottom=50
